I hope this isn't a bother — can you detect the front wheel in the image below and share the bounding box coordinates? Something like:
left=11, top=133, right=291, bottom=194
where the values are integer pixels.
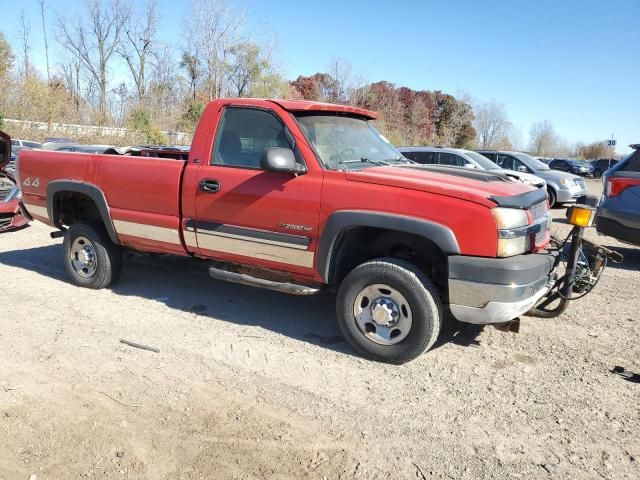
left=336, top=258, right=442, bottom=364
left=63, top=223, right=123, bottom=289
left=547, top=187, right=557, bottom=208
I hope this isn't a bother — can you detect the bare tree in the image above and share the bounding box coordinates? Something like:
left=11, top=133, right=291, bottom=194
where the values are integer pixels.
left=39, top=0, right=51, bottom=85
left=57, top=0, right=131, bottom=124
left=473, top=100, right=511, bottom=149
left=17, top=9, right=32, bottom=79
left=183, top=0, right=246, bottom=99
left=529, top=120, right=558, bottom=156
left=119, top=0, right=157, bottom=101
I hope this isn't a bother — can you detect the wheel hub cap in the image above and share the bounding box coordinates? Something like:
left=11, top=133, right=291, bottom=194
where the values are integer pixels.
left=353, top=284, right=413, bottom=346
left=371, top=299, right=399, bottom=327
left=70, top=236, right=98, bottom=278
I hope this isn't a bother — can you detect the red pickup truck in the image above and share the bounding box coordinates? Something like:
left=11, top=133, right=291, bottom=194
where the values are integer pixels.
left=11, top=98, right=557, bottom=363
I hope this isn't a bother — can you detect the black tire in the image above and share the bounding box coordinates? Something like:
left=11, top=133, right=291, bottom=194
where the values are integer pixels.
left=594, top=169, right=602, bottom=178
left=63, top=223, right=123, bottom=289
left=547, top=187, right=557, bottom=208
left=336, top=257, right=442, bottom=364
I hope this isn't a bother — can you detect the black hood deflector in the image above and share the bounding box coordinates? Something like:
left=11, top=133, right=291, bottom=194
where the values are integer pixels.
left=490, top=187, right=547, bottom=209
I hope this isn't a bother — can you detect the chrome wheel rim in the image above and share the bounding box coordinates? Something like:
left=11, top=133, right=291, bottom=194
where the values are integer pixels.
left=69, top=236, right=98, bottom=278
left=353, top=283, right=412, bottom=345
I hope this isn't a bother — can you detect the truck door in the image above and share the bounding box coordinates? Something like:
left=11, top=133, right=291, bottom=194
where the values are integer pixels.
left=190, top=106, right=322, bottom=277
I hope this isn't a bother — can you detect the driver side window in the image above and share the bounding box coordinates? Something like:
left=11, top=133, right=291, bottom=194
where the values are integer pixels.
left=212, top=107, right=292, bottom=169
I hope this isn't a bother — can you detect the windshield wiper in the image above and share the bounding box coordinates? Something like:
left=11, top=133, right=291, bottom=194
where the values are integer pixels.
left=339, top=157, right=390, bottom=166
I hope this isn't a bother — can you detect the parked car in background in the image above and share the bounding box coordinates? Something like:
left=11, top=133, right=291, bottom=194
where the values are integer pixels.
left=549, top=158, right=594, bottom=176
left=535, top=157, right=552, bottom=165
left=48, top=144, right=114, bottom=154
left=11, top=139, right=42, bottom=151
left=41, top=138, right=79, bottom=150
left=398, top=146, right=546, bottom=188
left=591, top=158, right=618, bottom=178
left=43, top=137, right=76, bottom=144
left=596, top=144, right=640, bottom=245
left=477, top=150, right=587, bottom=207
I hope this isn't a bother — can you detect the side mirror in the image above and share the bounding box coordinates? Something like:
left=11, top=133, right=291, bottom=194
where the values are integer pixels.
left=463, top=163, right=476, bottom=169
left=260, top=148, right=305, bottom=174
left=517, top=165, right=528, bottom=173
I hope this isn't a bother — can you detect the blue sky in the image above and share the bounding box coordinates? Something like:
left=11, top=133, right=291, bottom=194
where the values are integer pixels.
left=2, top=0, right=638, bottom=153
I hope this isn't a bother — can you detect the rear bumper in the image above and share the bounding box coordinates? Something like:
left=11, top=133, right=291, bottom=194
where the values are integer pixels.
left=596, top=216, right=640, bottom=245
left=596, top=199, right=640, bottom=245
left=448, top=252, right=557, bottom=324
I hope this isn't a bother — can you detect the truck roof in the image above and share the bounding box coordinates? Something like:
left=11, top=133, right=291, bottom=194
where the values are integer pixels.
left=216, top=98, right=379, bottom=120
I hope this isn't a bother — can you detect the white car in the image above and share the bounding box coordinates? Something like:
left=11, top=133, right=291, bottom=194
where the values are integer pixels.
left=398, top=146, right=546, bottom=189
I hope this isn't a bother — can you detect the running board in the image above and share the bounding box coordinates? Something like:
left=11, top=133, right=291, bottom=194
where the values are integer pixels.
left=208, top=267, right=321, bottom=295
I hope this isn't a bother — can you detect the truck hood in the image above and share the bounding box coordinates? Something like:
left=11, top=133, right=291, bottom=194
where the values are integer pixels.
left=344, top=165, right=538, bottom=208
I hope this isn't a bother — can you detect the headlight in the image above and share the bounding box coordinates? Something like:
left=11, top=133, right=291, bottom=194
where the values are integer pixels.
left=559, top=178, right=572, bottom=187
left=492, top=208, right=528, bottom=229
left=497, top=237, right=529, bottom=257
left=493, top=208, right=531, bottom=257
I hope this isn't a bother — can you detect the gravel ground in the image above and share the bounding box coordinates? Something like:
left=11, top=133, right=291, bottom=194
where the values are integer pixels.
left=1, top=179, right=638, bottom=479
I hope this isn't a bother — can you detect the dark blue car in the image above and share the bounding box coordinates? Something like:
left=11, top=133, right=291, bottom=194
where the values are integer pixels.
left=596, top=144, right=640, bottom=245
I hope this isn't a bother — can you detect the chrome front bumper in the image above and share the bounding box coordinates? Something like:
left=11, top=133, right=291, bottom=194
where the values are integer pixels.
left=447, top=253, right=557, bottom=325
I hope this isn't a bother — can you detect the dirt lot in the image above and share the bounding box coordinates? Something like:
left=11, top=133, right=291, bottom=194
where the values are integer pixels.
left=1, top=179, right=638, bottom=480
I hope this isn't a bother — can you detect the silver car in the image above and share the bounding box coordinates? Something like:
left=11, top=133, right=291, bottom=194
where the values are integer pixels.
left=398, top=146, right=546, bottom=189
left=477, top=150, right=587, bottom=207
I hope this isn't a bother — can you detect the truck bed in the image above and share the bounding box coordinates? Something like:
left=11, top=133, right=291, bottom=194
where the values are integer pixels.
left=19, top=150, right=189, bottom=255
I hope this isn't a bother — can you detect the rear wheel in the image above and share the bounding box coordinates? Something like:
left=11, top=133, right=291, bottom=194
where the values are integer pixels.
left=336, top=258, right=442, bottom=364
left=594, top=169, right=602, bottom=178
left=63, top=223, right=123, bottom=289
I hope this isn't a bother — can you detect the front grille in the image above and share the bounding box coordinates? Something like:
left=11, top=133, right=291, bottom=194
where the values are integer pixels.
left=528, top=201, right=550, bottom=245
left=529, top=201, right=547, bottom=221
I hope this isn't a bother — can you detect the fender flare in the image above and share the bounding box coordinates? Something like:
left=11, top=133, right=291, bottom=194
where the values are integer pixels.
left=47, top=180, right=119, bottom=245
left=316, top=210, right=460, bottom=283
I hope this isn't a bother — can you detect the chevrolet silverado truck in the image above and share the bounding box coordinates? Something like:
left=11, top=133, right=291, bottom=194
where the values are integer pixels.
left=10, top=98, right=560, bottom=364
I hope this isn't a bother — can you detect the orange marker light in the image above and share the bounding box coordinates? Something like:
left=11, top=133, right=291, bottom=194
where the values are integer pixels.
left=566, top=205, right=596, bottom=227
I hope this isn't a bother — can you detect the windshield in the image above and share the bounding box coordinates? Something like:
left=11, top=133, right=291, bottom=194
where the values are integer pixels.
left=464, top=151, right=502, bottom=170
left=513, top=152, right=550, bottom=170
left=294, top=114, right=405, bottom=170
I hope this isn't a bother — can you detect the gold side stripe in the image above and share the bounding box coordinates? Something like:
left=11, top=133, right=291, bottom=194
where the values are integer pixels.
left=197, top=233, right=314, bottom=268
left=23, top=203, right=48, bottom=219
left=113, top=220, right=181, bottom=245
left=183, top=230, right=198, bottom=248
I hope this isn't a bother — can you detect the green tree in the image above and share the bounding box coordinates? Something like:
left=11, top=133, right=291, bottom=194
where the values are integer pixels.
left=128, top=107, right=166, bottom=144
